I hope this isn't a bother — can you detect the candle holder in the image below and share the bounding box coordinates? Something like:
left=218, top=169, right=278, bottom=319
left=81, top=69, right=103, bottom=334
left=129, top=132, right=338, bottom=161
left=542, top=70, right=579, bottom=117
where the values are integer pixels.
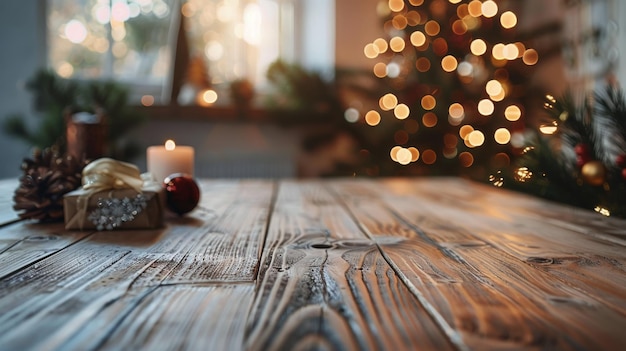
left=65, top=108, right=108, bottom=162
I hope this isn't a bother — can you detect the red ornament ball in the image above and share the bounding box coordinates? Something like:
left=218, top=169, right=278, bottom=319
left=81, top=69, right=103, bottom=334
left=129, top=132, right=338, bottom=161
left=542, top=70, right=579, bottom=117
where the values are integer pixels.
left=163, top=173, right=200, bottom=215
left=616, top=154, right=626, bottom=168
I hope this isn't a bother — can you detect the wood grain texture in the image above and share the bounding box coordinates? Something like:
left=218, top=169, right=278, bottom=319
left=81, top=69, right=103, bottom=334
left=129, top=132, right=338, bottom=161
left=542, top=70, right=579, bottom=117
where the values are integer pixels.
left=331, top=178, right=626, bottom=350
left=0, top=180, right=273, bottom=350
left=382, top=178, right=626, bottom=317
left=160, top=179, right=274, bottom=283
left=1, top=178, right=625, bottom=351
left=0, top=222, right=89, bottom=280
left=96, top=284, right=256, bottom=351
left=246, top=181, right=454, bottom=351
left=0, top=238, right=136, bottom=349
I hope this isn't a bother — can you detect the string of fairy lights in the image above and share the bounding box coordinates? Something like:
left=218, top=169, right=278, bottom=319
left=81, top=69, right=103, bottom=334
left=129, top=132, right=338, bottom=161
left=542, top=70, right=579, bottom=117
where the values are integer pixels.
left=355, top=0, right=539, bottom=169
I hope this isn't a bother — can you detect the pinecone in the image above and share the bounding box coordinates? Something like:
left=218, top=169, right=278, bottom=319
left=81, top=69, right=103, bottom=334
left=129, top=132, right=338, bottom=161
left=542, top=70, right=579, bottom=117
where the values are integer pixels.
left=13, top=147, right=86, bottom=222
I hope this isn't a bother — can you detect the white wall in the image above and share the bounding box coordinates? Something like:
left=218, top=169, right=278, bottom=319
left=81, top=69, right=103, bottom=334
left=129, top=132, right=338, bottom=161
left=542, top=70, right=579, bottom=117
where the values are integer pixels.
left=130, top=119, right=299, bottom=178
left=334, top=0, right=382, bottom=71
left=0, top=1, right=46, bottom=178
left=295, top=0, right=335, bottom=77
left=617, top=1, right=626, bottom=87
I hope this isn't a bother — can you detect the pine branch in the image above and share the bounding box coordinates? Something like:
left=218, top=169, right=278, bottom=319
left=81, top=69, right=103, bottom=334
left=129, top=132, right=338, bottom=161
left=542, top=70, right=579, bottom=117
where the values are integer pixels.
left=26, top=70, right=78, bottom=112
left=509, top=85, right=626, bottom=217
left=593, top=85, right=626, bottom=165
left=2, top=114, right=33, bottom=143
left=544, top=92, right=598, bottom=159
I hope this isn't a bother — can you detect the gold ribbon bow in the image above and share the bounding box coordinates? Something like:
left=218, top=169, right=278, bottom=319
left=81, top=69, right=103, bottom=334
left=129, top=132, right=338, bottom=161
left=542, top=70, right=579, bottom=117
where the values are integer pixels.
left=82, top=158, right=144, bottom=193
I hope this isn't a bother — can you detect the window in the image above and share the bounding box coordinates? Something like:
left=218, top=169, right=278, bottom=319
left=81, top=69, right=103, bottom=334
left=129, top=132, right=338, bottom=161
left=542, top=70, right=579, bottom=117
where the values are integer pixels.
left=47, top=0, right=305, bottom=106
left=176, top=0, right=296, bottom=106
left=48, top=0, right=176, bottom=101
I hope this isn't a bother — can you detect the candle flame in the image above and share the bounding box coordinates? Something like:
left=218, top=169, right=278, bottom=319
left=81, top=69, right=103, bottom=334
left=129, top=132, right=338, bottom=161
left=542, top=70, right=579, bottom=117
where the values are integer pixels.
left=165, top=139, right=176, bottom=151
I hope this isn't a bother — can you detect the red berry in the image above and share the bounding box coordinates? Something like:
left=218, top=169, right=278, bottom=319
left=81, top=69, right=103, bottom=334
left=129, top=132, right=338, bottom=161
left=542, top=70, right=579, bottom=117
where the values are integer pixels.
left=574, top=143, right=590, bottom=157
left=616, top=154, right=626, bottom=167
left=164, top=173, right=200, bottom=215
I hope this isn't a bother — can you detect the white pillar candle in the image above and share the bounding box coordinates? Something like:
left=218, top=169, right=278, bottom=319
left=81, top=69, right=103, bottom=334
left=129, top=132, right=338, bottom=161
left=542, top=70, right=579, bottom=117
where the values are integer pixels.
left=147, top=140, right=195, bottom=183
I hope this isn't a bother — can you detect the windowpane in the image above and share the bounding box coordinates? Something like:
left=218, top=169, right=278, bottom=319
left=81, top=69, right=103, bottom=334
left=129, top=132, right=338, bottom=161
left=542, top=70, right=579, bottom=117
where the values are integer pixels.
left=180, top=0, right=292, bottom=103
left=48, top=0, right=176, bottom=99
left=48, top=0, right=107, bottom=78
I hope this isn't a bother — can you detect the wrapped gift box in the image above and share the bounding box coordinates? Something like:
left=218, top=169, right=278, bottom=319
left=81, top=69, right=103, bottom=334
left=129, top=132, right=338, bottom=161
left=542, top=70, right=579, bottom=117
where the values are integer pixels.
left=64, top=185, right=164, bottom=230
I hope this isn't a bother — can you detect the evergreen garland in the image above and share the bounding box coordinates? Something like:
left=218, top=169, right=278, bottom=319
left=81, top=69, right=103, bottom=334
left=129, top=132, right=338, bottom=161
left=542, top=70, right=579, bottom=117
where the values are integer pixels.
left=264, top=60, right=343, bottom=117
left=2, top=69, right=145, bottom=161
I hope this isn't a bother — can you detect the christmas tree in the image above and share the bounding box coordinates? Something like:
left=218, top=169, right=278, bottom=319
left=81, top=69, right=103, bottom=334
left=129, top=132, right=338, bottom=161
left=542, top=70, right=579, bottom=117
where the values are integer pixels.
left=346, top=0, right=550, bottom=177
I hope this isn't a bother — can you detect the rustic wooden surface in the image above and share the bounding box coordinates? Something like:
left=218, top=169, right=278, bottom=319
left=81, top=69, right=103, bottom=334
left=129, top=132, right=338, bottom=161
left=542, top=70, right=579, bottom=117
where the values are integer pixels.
left=0, top=177, right=624, bottom=350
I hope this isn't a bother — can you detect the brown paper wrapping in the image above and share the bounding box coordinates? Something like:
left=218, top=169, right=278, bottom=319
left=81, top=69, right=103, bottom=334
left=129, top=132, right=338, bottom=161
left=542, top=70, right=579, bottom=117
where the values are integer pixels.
left=63, top=186, right=164, bottom=230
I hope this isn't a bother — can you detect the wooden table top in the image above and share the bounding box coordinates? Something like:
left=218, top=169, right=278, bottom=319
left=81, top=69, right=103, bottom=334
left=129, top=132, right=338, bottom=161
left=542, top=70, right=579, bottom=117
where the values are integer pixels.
left=0, top=177, right=625, bottom=350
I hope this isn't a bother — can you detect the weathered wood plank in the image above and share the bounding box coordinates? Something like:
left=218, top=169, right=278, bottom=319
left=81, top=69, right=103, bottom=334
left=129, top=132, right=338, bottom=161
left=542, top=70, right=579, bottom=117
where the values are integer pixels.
left=0, top=222, right=89, bottom=280
left=158, top=179, right=274, bottom=283
left=0, top=240, right=136, bottom=349
left=331, top=178, right=626, bottom=350
left=404, top=177, right=626, bottom=247
left=0, top=180, right=274, bottom=350
left=381, top=178, right=626, bottom=317
left=2, top=177, right=625, bottom=351
left=246, top=181, right=455, bottom=351
left=94, top=284, right=255, bottom=351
